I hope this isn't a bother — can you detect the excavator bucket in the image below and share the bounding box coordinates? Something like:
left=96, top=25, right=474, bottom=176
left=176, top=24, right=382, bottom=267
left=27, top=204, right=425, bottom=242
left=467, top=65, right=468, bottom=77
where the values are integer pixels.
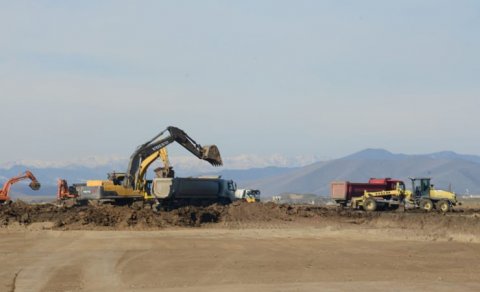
left=201, top=145, right=223, bottom=166
left=29, top=181, right=41, bottom=190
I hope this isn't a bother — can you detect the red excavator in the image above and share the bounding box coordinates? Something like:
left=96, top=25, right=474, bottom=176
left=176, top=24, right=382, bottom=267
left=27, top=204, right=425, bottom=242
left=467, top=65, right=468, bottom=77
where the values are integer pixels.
left=56, top=179, right=78, bottom=200
left=0, top=170, right=41, bottom=203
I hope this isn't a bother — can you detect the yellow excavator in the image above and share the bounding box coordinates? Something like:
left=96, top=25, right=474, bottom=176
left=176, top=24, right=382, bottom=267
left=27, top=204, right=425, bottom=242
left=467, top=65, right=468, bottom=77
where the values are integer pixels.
left=77, top=126, right=223, bottom=203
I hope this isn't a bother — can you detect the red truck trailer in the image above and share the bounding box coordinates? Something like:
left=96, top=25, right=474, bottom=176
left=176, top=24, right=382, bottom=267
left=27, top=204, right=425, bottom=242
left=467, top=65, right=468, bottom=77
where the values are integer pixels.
left=331, top=178, right=404, bottom=207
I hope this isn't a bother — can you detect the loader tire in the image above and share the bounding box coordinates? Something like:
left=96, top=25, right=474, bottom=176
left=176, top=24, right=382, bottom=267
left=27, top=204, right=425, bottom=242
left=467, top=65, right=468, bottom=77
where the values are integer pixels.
left=363, top=198, right=377, bottom=212
left=436, top=200, right=450, bottom=213
left=419, top=199, right=433, bottom=212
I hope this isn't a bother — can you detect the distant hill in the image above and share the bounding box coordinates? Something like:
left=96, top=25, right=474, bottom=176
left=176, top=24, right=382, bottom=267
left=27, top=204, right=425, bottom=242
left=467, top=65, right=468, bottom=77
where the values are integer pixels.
left=239, top=149, right=480, bottom=197
left=203, top=166, right=298, bottom=184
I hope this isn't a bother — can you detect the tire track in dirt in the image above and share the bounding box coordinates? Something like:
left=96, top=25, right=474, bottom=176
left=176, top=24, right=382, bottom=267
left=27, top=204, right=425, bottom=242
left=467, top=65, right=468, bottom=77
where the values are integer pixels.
left=8, top=269, right=21, bottom=292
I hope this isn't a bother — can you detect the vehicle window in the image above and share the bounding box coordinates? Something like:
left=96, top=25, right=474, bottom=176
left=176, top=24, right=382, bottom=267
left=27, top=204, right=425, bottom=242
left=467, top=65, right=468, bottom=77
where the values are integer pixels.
left=228, top=181, right=237, bottom=191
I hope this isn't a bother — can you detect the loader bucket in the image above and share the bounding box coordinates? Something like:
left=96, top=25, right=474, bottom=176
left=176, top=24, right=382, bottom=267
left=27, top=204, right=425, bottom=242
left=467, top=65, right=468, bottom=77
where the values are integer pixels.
left=29, top=181, right=41, bottom=191
left=202, top=145, right=223, bottom=166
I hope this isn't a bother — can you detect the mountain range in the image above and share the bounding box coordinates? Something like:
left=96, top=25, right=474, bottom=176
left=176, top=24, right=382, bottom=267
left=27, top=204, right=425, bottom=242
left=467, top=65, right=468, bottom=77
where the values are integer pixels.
left=2, top=149, right=480, bottom=198
left=213, top=149, right=480, bottom=196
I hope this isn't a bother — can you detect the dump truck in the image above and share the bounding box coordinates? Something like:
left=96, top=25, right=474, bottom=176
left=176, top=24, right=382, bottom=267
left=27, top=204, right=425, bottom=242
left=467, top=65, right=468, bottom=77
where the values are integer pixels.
left=331, top=178, right=403, bottom=208
left=152, top=176, right=236, bottom=206
left=331, top=177, right=459, bottom=212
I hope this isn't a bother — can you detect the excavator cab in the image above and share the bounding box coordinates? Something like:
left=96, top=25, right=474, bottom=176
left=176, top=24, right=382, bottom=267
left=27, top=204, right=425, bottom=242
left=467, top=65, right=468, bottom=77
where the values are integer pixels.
left=108, top=172, right=127, bottom=186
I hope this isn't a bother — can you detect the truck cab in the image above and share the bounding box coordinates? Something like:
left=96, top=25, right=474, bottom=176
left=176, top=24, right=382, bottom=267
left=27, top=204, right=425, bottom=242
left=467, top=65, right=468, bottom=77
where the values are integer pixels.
left=235, top=189, right=261, bottom=203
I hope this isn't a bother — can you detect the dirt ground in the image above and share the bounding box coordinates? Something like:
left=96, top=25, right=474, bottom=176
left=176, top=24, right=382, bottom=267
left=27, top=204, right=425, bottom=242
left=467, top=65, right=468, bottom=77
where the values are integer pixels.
left=1, top=201, right=480, bottom=291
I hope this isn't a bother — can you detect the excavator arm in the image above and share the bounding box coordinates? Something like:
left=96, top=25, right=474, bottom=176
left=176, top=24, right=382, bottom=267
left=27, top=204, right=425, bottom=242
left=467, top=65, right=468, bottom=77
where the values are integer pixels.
left=133, top=148, right=171, bottom=191
left=0, top=170, right=41, bottom=202
left=124, top=126, right=222, bottom=189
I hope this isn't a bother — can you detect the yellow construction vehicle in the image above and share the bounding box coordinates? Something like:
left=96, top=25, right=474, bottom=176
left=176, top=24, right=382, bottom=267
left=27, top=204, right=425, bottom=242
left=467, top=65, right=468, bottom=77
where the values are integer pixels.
left=352, top=177, right=459, bottom=212
left=351, top=180, right=409, bottom=211
left=75, top=126, right=223, bottom=204
left=234, top=189, right=261, bottom=203
left=409, top=177, right=459, bottom=212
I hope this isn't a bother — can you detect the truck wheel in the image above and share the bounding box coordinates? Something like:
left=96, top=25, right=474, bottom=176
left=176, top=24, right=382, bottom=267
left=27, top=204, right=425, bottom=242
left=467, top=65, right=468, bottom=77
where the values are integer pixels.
left=419, top=199, right=433, bottom=212
left=363, top=198, right=377, bottom=212
left=436, top=200, right=450, bottom=212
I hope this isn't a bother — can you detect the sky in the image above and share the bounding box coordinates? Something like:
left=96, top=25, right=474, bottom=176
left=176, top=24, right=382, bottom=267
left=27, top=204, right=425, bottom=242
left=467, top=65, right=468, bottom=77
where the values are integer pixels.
left=1, top=0, right=479, bottom=167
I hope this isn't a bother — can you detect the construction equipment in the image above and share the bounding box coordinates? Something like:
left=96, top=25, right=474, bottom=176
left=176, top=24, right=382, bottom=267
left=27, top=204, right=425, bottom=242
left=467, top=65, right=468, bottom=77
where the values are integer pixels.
left=71, top=126, right=223, bottom=205
left=332, top=178, right=406, bottom=211
left=331, top=178, right=403, bottom=208
left=409, top=177, right=459, bottom=212
left=0, top=170, right=41, bottom=203
left=235, top=189, right=261, bottom=203
left=57, top=179, right=78, bottom=200
left=351, top=179, right=408, bottom=211
left=151, top=176, right=237, bottom=207
left=153, top=148, right=175, bottom=179
left=331, top=177, right=459, bottom=212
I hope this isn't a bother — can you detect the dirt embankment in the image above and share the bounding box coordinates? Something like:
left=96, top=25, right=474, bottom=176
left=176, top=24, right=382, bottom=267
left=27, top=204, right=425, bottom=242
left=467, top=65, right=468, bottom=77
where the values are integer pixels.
left=1, top=201, right=480, bottom=236
left=0, top=201, right=313, bottom=229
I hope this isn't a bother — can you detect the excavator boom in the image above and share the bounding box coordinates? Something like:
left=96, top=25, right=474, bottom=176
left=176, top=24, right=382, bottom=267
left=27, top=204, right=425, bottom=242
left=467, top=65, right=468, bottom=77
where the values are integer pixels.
left=0, top=170, right=41, bottom=202
left=124, top=126, right=223, bottom=189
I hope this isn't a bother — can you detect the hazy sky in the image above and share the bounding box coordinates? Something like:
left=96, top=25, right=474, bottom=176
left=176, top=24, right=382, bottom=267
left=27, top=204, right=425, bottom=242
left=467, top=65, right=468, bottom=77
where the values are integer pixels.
left=1, top=1, right=479, bottom=164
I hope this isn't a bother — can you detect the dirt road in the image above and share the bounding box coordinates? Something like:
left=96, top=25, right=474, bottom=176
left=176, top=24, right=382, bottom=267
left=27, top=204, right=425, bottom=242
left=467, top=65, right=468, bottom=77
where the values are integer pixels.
left=1, top=223, right=480, bottom=292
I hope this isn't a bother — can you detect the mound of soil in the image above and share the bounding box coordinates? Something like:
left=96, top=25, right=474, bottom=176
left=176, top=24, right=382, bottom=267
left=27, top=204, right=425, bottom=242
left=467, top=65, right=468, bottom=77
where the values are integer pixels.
left=1, top=200, right=480, bottom=235
left=0, top=201, right=230, bottom=229
left=0, top=201, right=328, bottom=229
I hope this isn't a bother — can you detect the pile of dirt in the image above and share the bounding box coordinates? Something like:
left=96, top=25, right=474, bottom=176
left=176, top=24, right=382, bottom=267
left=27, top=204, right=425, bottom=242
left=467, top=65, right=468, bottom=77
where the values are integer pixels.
left=223, top=201, right=330, bottom=222
left=0, top=201, right=333, bottom=230
left=1, top=201, right=480, bottom=235
left=0, top=201, right=329, bottom=229
left=0, top=201, right=226, bottom=229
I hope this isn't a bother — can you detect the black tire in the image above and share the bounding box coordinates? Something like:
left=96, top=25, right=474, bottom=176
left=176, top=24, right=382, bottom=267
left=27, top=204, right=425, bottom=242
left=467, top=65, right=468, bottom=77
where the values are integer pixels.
left=363, top=198, right=377, bottom=212
left=419, top=199, right=434, bottom=212
left=436, top=200, right=451, bottom=213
